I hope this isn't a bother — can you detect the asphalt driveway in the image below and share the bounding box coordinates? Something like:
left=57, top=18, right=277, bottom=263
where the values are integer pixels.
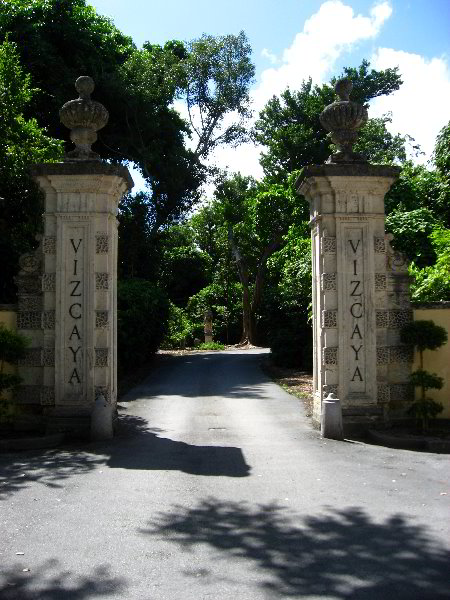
left=1, top=349, right=449, bottom=599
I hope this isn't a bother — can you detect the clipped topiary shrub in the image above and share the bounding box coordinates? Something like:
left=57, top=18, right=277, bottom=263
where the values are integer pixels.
left=400, top=319, right=448, bottom=430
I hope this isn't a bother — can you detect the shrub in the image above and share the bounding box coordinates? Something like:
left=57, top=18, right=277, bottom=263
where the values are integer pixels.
left=197, top=342, right=225, bottom=351
left=0, top=325, right=30, bottom=422
left=161, top=303, right=195, bottom=349
left=117, top=279, right=170, bottom=372
left=270, top=324, right=312, bottom=369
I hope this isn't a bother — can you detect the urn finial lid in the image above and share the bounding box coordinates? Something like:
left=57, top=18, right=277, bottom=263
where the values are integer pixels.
left=59, top=76, right=109, bottom=161
left=319, top=77, right=368, bottom=164
left=75, top=75, right=95, bottom=100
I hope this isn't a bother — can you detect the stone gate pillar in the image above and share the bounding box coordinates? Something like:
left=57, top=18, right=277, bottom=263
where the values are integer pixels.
left=17, top=77, right=132, bottom=437
left=297, top=79, right=412, bottom=433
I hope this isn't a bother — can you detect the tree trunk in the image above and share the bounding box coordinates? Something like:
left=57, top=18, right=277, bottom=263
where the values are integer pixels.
left=228, top=226, right=282, bottom=346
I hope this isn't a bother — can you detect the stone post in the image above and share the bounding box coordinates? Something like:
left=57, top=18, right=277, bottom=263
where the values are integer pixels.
left=17, top=77, right=132, bottom=438
left=297, top=79, right=412, bottom=433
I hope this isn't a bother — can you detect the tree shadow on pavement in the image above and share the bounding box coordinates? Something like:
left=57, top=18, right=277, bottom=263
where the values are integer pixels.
left=0, top=560, right=126, bottom=599
left=142, top=499, right=450, bottom=599
left=0, top=448, right=106, bottom=500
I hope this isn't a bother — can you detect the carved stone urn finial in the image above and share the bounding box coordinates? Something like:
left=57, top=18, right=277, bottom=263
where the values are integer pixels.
left=59, top=76, right=109, bottom=161
left=319, top=77, right=368, bottom=164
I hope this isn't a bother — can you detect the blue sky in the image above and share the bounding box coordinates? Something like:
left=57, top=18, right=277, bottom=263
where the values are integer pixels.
left=89, top=0, right=450, bottom=187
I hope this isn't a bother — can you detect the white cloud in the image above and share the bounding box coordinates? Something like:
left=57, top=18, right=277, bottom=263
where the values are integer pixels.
left=261, top=48, right=278, bottom=65
left=167, top=1, right=443, bottom=188
left=370, top=48, right=450, bottom=162
left=253, top=0, right=392, bottom=111
left=209, top=0, right=393, bottom=183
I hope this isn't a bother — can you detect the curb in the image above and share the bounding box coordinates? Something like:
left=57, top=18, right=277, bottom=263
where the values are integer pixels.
left=368, top=429, right=450, bottom=453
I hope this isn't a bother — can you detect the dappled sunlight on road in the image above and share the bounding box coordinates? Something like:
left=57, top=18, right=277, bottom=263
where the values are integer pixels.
left=142, top=498, right=450, bottom=599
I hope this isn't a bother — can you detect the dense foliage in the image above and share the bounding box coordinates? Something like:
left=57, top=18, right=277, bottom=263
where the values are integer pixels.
left=0, top=1, right=448, bottom=373
left=0, top=38, right=63, bottom=301
left=253, top=60, right=404, bottom=181
left=117, top=280, right=170, bottom=372
left=0, top=325, right=30, bottom=422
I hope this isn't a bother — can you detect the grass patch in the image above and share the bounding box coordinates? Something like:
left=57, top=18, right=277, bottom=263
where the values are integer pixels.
left=197, top=342, right=226, bottom=351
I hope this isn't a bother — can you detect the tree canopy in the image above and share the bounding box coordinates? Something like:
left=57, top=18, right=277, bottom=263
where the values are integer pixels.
left=253, top=60, right=405, bottom=181
left=0, top=38, right=63, bottom=301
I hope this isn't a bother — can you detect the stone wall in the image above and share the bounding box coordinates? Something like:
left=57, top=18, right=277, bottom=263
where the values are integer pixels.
left=412, top=303, right=450, bottom=418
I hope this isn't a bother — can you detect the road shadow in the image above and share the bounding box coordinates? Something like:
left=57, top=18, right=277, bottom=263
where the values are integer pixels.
left=0, top=415, right=250, bottom=499
left=0, top=560, right=126, bottom=599
left=104, top=414, right=250, bottom=477
left=141, top=499, right=450, bottom=599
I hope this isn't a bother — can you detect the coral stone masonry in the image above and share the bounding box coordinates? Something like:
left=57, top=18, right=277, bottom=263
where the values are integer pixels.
left=297, top=79, right=412, bottom=433
left=16, top=77, right=132, bottom=438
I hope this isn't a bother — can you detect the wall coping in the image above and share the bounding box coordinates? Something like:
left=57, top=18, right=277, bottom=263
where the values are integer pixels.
left=0, top=304, right=18, bottom=311
left=412, top=302, right=450, bottom=310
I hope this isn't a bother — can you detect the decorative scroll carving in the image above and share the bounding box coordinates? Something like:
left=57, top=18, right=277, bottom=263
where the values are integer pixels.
left=95, top=273, right=109, bottom=290
left=374, top=237, right=386, bottom=253
left=42, top=348, right=55, bottom=367
left=323, top=384, right=338, bottom=397
left=42, top=310, right=55, bottom=329
left=96, top=234, right=109, bottom=254
left=43, top=237, right=56, bottom=254
left=95, top=348, right=109, bottom=367
left=18, top=252, right=41, bottom=274
left=376, top=310, right=389, bottom=329
left=375, top=273, right=386, bottom=291
left=16, top=276, right=41, bottom=295
left=40, top=386, right=55, bottom=406
left=376, top=347, right=389, bottom=365
left=389, top=345, right=414, bottom=363
left=321, top=273, right=337, bottom=291
left=377, top=384, right=390, bottom=404
left=17, top=311, right=42, bottom=330
left=42, top=273, right=56, bottom=291
left=388, top=310, right=413, bottom=329
left=322, top=310, right=337, bottom=328
left=323, top=347, right=338, bottom=365
left=322, top=237, right=336, bottom=254
left=95, top=311, right=109, bottom=329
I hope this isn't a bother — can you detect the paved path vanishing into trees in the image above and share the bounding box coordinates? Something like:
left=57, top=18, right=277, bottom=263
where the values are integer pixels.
left=1, top=349, right=449, bottom=599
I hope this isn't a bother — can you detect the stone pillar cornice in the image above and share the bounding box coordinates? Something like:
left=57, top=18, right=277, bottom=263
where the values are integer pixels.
left=296, top=163, right=401, bottom=193
left=30, top=160, right=134, bottom=191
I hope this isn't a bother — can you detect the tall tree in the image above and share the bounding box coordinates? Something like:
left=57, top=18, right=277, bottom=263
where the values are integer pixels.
left=185, top=31, right=255, bottom=160
left=0, top=39, right=63, bottom=302
left=253, top=60, right=404, bottom=181
left=215, top=174, right=297, bottom=344
left=0, top=2, right=256, bottom=235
